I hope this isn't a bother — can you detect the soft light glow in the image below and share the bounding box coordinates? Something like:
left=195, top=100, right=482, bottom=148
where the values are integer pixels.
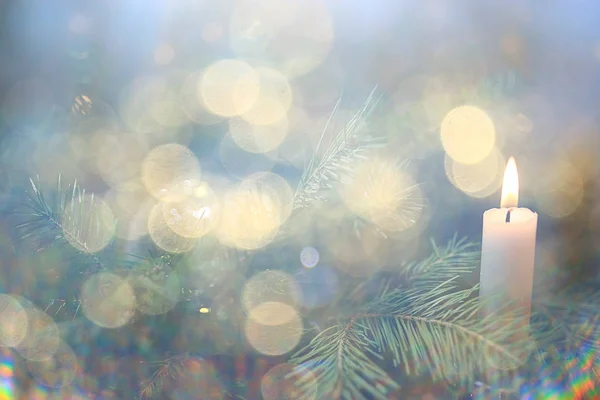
left=440, top=105, right=496, bottom=165
left=500, top=157, right=519, bottom=208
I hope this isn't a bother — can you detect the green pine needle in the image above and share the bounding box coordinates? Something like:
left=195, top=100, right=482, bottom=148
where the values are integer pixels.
left=293, top=86, right=385, bottom=210
left=14, top=175, right=109, bottom=270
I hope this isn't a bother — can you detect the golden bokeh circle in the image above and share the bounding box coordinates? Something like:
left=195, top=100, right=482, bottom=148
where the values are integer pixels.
left=216, top=185, right=283, bottom=249
left=229, top=116, right=289, bottom=153
left=445, top=148, right=505, bottom=198
left=341, top=158, right=423, bottom=232
left=247, top=302, right=297, bottom=326
left=148, top=202, right=198, bottom=253
left=81, top=272, right=136, bottom=329
left=141, top=143, right=202, bottom=202
left=242, top=270, right=302, bottom=313
left=240, top=67, right=293, bottom=126
left=440, top=105, right=496, bottom=165
left=199, top=59, right=260, bottom=117
left=161, top=184, right=220, bottom=239
left=104, top=179, right=155, bottom=241
left=180, top=70, right=225, bottom=126
left=239, top=172, right=293, bottom=224
left=0, top=294, right=28, bottom=348
left=245, top=310, right=303, bottom=356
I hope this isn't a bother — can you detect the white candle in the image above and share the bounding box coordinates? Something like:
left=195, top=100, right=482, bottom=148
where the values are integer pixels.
left=479, top=157, right=537, bottom=325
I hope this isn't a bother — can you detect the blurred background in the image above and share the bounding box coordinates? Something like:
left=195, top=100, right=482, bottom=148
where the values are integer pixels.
left=0, top=0, right=599, bottom=398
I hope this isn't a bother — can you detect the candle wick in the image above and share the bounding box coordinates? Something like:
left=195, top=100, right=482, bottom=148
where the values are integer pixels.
left=505, top=209, right=512, bottom=223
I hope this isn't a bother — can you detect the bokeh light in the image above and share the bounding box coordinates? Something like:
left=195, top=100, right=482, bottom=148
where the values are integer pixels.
left=239, top=172, right=294, bottom=223
left=104, top=179, right=155, bottom=240
left=147, top=202, right=198, bottom=253
left=199, top=59, right=260, bottom=117
left=26, top=341, right=78, bottom=389
left=326, top=220, right=390, bottom=277
left=300, top=247, right=319, bottom=268
left=261, top=363, right=317, bottom=400
left=248, top=301, right=297, bottom=326
left=245, top=308, right=302, bottom=356
left=240, top=67, right=293, bottom=126
left=15, top=307, right=59, bottom=362
left=81, top=272, right=136, bottom=328
left=216, top=183, right=283, bottom=249
left=445, top=148, right=506, bottom=198
left=94, top=131, right=148, bottom=187
left=180, top=70, right=225, bottom=126
left=229, top=115, right=289, bottom=154
left=61, top=194, right=116, bottom=253
left=0, top=294, right=28, bottom=348
left=160, top=182, right=220, bottom=239
left=341, top=157, right=423, bottom=232
left=242, top=270, right=302, bottom=313
left=534, top=160, right=584, bottom=219
left=294, top=265, right=339, bottom=309
left=440, top=105, right=496, bottom=165
left=141, top=143, right=202, bottom=202
left=229, top=0, right=334, bottom=78
left=129, top=269, right=180, bottom=316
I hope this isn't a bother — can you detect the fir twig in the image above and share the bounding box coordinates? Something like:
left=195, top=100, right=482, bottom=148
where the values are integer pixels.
left=401, top=235, right=480, bottom=289
left=139, top=353, right=189, bottom=399
left=13, top=176, right=109, bottom=271
left=293, top=86, right=384, bottom=210
left=291, top=279, right=529, bottom=400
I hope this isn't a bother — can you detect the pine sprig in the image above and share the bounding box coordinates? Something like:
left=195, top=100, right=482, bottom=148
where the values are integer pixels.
left=139, top=353, right=189, bottom=399
left=359, top=283, right=525, bottom=385
left=291, top=278, right=530, bottom=400
left=293, top=86, right=384, bottom=210
left=291, top=324, right=399, bottom=400
left=401, top=236, right=480, bottom=289
left=13, top=176, right=109, bottom=271
left=533, top=287, right=600, bottom=352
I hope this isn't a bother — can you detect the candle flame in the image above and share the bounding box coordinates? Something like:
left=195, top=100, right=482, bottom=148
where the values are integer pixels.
left=501, top=157, right=519, bottom=208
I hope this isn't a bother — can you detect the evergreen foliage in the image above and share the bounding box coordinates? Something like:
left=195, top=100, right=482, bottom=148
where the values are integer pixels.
left=5, top=86, right=600, bottom=399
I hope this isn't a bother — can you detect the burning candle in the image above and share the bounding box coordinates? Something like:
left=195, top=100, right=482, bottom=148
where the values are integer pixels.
left=479, top=157, right=538, bottom=327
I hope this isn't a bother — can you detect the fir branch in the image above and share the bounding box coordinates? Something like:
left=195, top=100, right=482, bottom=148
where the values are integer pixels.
left=401, top=235, right=480, bottom=289
left=13, top=176, right=112, bottom=271
left=358, top=283, right=525, bottom=386
left=292, top=280, right=529, bottom=400
left=533, top=287, right=600, bottom=352
left=293, top=87, right=384, bottom=210
left=139, top=353, right=189, bottom=399
left=291, top=325, right=399, bottom=400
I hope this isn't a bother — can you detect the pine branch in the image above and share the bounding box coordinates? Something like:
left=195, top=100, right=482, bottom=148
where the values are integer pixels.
left=139, top=353, right=189, bottom=399
left=341, top=236, right=479, bottom=311
left=359, top=283, right=527, bottom=386
left=292, top=87, right=384, bottom=210
left=291, top=325, right=399, bottom=400
left=291, top=279, right=529, bottom=400
left=13, top=176, right=112, bottom=271
left=401, top=235, right=480, bottom=289
left=533, top=286, right=600, bottom=352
